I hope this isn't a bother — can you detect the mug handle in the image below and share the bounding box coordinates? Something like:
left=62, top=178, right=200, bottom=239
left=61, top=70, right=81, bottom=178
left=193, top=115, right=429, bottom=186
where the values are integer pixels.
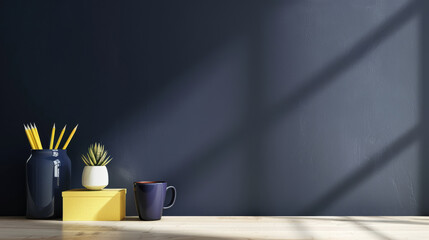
left=164, top=186, right=176, bottom=209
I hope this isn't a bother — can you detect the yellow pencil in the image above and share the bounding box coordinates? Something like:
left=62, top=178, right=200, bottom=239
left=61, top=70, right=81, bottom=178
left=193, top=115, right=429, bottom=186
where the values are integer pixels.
left=29, top=124, right=41, bottom=149
left=27, top=124, right=39, bottom=149
left=49, top=123, right=56, bottom=149
left=24, top=124, right=36, bottom=149
left=26, top=125, right=37, bottom=149
left=32, top=123, right=43, bottom=149
left=54, top=125, right=66, bottom=149
left=62, top=124, right=78, bottom=149
left=30, top=123, right=42, bottom=149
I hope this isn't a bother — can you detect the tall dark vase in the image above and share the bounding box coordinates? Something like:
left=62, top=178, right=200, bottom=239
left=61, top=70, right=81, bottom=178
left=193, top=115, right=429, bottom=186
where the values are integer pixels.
left=26, top=149, right=71, bottom=219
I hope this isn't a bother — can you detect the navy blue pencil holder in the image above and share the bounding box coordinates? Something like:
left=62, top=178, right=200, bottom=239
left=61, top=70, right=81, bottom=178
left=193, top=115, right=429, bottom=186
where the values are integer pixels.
left=26, top=149, right=71, bottom=219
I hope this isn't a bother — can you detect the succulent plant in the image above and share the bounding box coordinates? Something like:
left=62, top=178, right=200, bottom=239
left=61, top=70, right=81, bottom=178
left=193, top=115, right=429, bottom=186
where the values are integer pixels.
left=81, top=143, right=112, bottom=166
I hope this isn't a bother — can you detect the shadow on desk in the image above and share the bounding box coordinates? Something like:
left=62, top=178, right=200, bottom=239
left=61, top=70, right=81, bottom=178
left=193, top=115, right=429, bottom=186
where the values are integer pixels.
left=0, top=217, right=239, bottom=240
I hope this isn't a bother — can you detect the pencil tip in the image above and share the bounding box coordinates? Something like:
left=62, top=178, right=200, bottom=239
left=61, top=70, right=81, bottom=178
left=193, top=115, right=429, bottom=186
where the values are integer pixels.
left=75, top=124, right=79, bottom=128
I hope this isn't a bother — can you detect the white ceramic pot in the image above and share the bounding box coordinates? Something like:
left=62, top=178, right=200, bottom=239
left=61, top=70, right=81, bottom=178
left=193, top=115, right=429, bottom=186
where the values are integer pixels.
left=82, top=166, right=109, bottom=190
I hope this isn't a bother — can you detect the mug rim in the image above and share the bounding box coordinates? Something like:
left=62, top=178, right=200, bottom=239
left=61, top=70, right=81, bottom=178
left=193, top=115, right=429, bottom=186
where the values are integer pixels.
left=134, top=181, right=166, bottom=184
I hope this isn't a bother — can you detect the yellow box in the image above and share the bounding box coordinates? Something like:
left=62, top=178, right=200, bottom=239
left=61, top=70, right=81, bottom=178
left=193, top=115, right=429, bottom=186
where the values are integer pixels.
left=62, top=189, right=126, bottom=221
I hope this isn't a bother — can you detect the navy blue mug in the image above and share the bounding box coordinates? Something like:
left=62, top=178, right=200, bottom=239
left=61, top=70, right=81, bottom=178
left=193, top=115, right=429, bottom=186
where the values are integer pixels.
left=134, top=181, right=176, bottom=221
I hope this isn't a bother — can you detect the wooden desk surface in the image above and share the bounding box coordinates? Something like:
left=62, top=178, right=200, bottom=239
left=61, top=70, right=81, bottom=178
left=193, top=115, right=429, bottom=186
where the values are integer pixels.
left=0, top=216, right=428, bottom=239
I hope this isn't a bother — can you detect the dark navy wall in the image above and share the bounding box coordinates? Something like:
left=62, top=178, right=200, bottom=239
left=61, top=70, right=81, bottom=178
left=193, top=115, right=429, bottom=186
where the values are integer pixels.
left=1, top=0, right=428, bottom=216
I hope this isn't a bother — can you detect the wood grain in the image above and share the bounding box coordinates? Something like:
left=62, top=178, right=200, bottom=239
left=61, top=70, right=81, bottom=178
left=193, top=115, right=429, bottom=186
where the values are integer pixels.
left=0, top=216, right=428, bottom=239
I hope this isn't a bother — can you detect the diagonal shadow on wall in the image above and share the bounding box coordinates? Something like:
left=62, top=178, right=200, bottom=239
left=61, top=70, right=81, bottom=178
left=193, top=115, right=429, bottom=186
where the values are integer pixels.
left=0, top=0, right=286, bottom=215
left=165, top=0, right=420, bottom=215
left=419, top=0, right=429, bottom=216
left=299, top=126, right=419, bottom=215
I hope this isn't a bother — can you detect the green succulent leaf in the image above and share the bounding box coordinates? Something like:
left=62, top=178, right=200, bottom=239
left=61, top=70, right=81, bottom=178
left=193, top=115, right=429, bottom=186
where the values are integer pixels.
left=99, top=151, right=107, bottom=164
left=89, top=147, right=96, bottom=163
left=103, top=158, right=112, bottom=166
left=96, top=143, right=102, bottom=159
left=100, top=156, right=111, bottom=166
left=81, top=154, right=90, bottom=166
left=87, top=153, right=95, bottom=166
left=82, top=142, right=113, bottom=166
